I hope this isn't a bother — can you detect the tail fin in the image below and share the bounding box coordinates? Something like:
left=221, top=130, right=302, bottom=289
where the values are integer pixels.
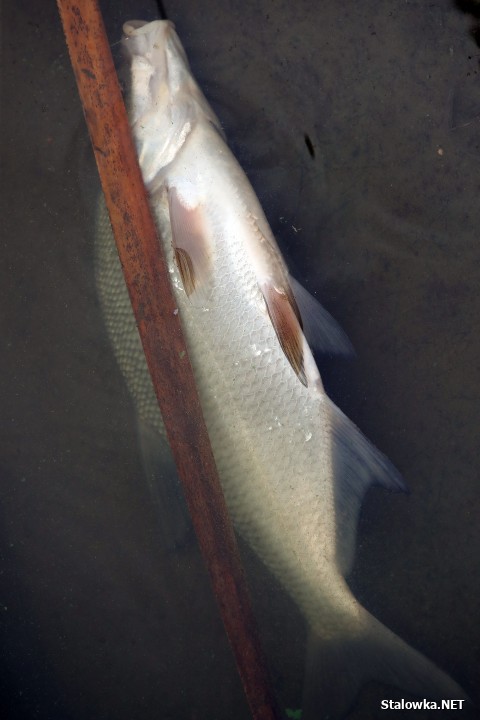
left=302, top=608, right=468, bottom=719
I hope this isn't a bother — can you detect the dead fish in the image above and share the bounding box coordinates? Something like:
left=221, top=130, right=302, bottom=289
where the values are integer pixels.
left=94, top=19, right=466, bottom=718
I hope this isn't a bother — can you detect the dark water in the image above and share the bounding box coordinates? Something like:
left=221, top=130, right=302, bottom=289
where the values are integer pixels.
left=2, top=1, right=479, bottom=719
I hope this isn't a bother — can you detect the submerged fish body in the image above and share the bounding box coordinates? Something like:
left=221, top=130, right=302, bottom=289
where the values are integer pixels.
left=95, top=19, right=465, bottom=717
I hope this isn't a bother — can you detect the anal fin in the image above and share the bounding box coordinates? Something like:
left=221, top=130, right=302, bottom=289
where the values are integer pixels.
left=327, top=397, right=406, bottom=575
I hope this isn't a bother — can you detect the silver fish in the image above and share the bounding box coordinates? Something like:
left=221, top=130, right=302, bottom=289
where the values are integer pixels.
left=95, top=19, right=466, bottom=718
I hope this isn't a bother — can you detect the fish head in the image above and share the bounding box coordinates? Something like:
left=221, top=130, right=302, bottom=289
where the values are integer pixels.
left=122, top=20, right=221, bottom=188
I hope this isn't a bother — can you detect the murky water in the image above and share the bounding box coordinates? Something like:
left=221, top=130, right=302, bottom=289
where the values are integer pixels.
left=2, top=1, right=479, bottom=719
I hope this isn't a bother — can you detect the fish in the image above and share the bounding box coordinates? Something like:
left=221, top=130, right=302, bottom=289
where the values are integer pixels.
left=94, top=19, right=467, bottom=718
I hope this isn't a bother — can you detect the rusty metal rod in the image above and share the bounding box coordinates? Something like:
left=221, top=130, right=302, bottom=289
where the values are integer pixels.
left=56, top=1, right=281, bottom=718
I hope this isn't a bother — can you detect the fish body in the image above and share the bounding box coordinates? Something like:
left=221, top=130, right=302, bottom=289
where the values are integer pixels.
left=95, top=19, right=465, bottom=717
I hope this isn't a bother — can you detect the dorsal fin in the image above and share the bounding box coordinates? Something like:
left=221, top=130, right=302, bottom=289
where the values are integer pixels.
left=168, top=186, right=213, bottom=304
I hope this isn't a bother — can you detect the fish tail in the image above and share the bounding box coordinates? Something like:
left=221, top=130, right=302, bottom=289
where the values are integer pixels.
left=302, top=606, right=468, bottom=719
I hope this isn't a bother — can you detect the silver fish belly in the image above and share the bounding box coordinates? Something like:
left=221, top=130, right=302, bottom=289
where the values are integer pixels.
left=94, top=19, right=466, bottom=718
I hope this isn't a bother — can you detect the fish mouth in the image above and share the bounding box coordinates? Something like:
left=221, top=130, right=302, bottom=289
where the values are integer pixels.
left=123, top=19, right=176, bottom=39
left=122, top=19, right=186, bottom=70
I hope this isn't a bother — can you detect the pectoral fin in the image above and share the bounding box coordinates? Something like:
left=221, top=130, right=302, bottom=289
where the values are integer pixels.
left=168, top=186, right=213, bottom=304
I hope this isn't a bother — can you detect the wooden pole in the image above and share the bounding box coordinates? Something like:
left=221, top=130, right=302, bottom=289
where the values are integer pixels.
left=57, top=0, right=280, bottom=720
left=56, top=2, right=281, bottom=719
